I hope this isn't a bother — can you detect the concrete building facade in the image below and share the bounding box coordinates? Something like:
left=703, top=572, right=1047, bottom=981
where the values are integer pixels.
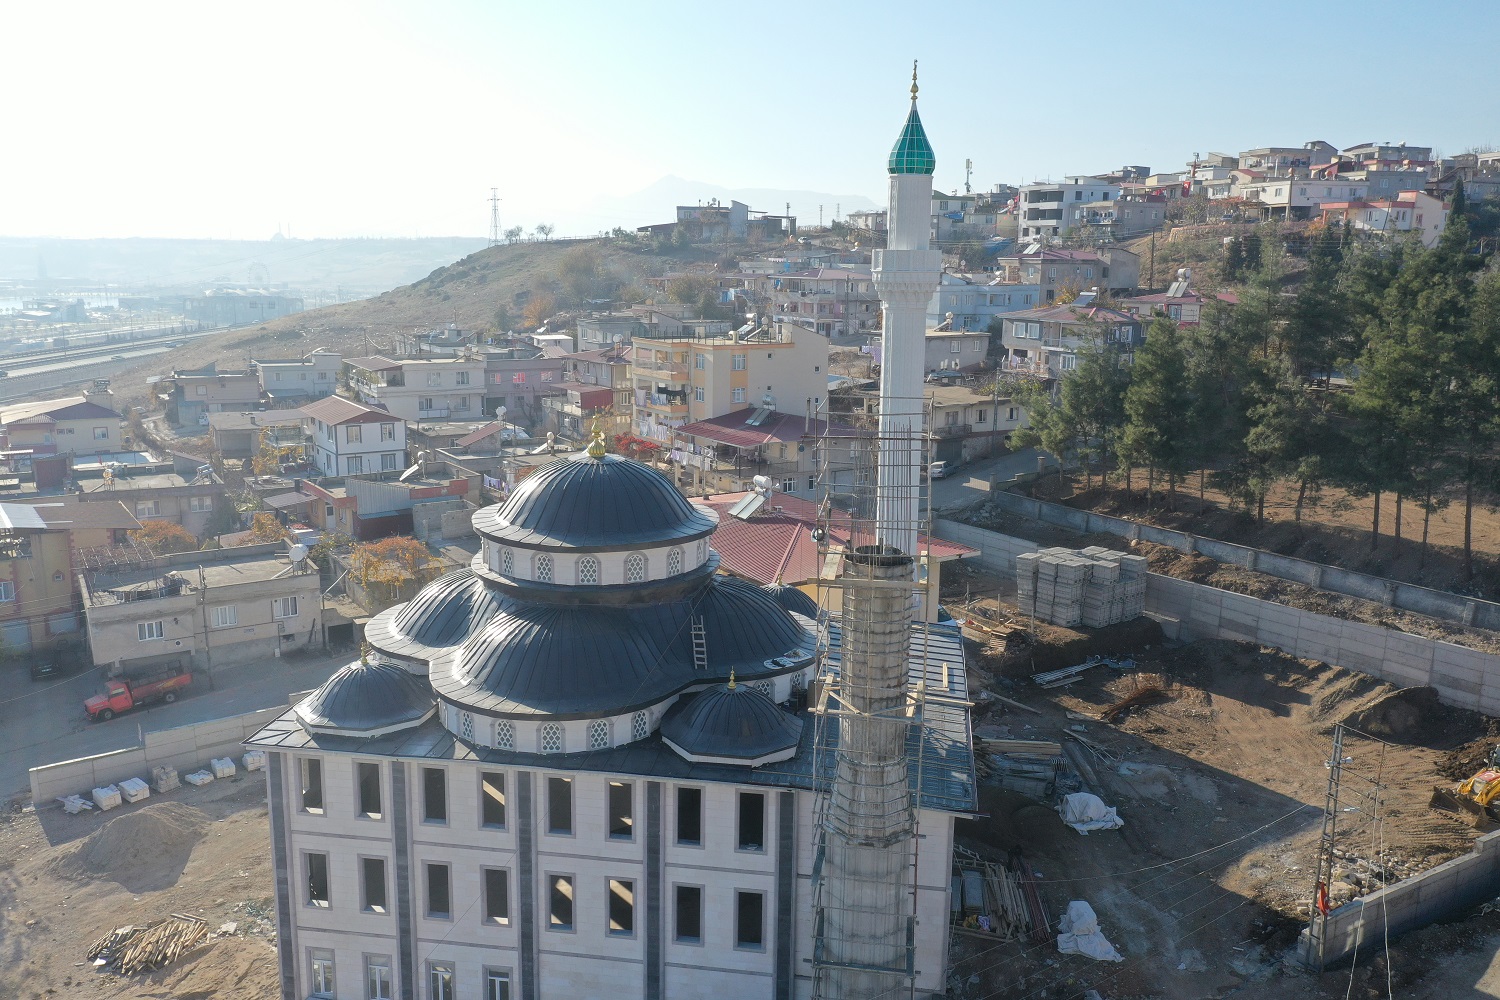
left=301, top=396, right=408, bottom=478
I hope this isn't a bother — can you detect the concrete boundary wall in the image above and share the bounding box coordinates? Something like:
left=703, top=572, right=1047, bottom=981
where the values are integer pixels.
left=29, top=706, right=283, bottom=805
left=931, top=519, right=1500, bottom=716
left=1299, top=829, right=1500, bottom=967
left=981, top=491, right=1500, bottom=631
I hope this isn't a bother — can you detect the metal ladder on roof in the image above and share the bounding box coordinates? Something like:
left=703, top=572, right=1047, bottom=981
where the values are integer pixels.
left=691, top=616, right=708, bottom=672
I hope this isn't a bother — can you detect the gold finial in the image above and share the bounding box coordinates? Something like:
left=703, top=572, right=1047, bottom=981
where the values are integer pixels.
left=360, top=641, right=371, bottom=666
left=586, top=418, right=607, bottom=459
left=910, top=60, right=919, bottom=101
left=728, top=669, right=737, bottom=691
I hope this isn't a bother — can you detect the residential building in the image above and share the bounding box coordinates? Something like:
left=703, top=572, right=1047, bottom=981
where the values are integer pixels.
left=301, top=395, right=408, bottom=478
left=999, top=302, right=1143, bottom=379
left=1117, top=284, right=1238, bottom=327
left=184, top=289, right=303, bottom=328
left=163, top=365, right=264, bottom=426
left=926, top=273, right=1039, bottom=331
left=1319, top=189, right=1450, bottom=247
left=299, top=470, right=473, bottom=542
left=77, top=463, right=224, bottom=539
left=1240, top=177, right=1369, bottom=220
left=399, top=325, right=480, bottom=358
left=576, top=312, right=647, bottom=351
left=245, top=447, right=974, bottom=1000
left=1017, top=177, right=1121, bottom=240
left=541, top=385, right=617, bottom=442
left=470, top=347, right=565, bottom=427
left=207, top=409, right=310, bottom=460
left=845, top=208, right=887, bottom=232
left=630, top=325, right=828, bottom=445
left=17, top=495, right=140, bottom=550
left=1067, top=194, right=1167, bottom=239
left=82, top=542, right=323, bottom=673
left=1237, top=141, right=1337, bottom=174
left=252, top=350, right=342, bottom=402
left=667, top=407, right=860, bottom=497
left=1341, top=141, right=1433, bottom=169
left=765, top=268, right=879, bottom=340
left=0, top=503, right=79, bottom=653
left=344, top=356, right=486, bottom=423
left=0, top=388, right=123, bottom=458
left=992, top=246, right=1140, bottom=302
left=677, top=199, right=750, bottom=240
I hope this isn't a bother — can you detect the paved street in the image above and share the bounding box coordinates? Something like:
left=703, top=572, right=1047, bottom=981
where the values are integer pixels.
left=927, top=446, right=1053, bottom=514
left=0, top=649, right=349, bottom=800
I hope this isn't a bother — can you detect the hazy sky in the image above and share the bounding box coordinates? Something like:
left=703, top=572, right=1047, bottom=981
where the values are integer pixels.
left=4, top=0, right=1497, bottom=241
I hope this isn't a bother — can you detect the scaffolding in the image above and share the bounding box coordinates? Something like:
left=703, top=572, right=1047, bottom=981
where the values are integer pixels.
left=809, top=401, right=939, bottom=1000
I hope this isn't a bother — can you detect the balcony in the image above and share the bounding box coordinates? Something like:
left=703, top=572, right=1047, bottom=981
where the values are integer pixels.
left=932, top=423, right=972, bottom=439
left=418, top=408, right=450, bottom=419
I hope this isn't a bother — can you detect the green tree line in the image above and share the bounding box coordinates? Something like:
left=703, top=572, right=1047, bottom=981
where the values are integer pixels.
left=1014, top=218, right=1500, bottom=582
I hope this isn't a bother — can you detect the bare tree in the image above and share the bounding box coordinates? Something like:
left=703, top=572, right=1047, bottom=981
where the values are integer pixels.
left=535, top=223, right=555, bottom=241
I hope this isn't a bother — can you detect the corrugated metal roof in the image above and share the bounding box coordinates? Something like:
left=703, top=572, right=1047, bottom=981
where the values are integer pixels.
left=0, top=503, right=53, bottom=531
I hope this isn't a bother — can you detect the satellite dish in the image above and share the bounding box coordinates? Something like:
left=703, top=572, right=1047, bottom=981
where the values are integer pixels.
left=529, top=432, right=558, bottom=455
left=612, top=334, right=623, bottom=345
left=289, top=543, right=309, bottom=564
left=495, top=406, right=507, bottom=422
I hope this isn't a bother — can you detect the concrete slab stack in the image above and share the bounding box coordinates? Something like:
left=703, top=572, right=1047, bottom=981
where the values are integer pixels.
left=1016, top=546, right=1146, bottom=628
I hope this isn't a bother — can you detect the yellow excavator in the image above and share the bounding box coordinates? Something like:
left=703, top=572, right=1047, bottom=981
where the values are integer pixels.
left=1431, top=747, right=1500, bottom=831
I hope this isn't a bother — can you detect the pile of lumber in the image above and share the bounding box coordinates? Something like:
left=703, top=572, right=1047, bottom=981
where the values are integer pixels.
left=951, top=848, right=1050, bottom=943
left=975, top=738, right=1063, bottom=799
left=87, top=914, right=209, bottom=975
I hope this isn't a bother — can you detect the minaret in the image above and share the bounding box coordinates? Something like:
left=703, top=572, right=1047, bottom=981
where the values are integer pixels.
left=871, top=62, right=941, bottom=562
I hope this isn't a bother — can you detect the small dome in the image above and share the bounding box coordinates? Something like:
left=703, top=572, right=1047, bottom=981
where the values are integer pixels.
left=365, top=569, right=511, bottom=664
left=295, top=659, right=436, bottom=737
left=659, top=683, right=804, bottom=766
left=473, top=451, right=717, bottom=550
left=693, top=575, right=817, bottom=674
left=761, top=582, right=820, bottom=620
left=888, top=104, right=936, bottom=175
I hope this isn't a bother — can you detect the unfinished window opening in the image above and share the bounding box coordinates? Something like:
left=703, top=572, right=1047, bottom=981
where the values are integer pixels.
left=422, top=767, right=447, bottom=823
left=481, top=772, right=506, bottom=828
left=548, top=874, right=574, bottom=931
left=305, top=852, right=330, bottom=907
left=674, top=884, right=702, bottom=942
left=608, top=781, right=633, bottom=840
left=737, top=791, right=765, bottom=851
left=362, top=856, right=387, bottom=913
left=547, top=776, right=573, bottom=835
left=300, top=758, right=323, bottom=813
left=357, top=762, right=381, bottom=818
left=677, top=787, right=702, bottom=846
left=608, top=877, right=635, bottom=936
left=483, top=867, right=510, bottom=924
left=735, top=890, right=765, bottom=949
left=426, top=862, right=451, bottom=919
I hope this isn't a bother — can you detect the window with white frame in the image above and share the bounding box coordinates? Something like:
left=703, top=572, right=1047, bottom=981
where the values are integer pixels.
left=540, top=723, right=563, bottom=753
left=666, top=548, right=682, bottom=575
left=949, top=339, right=961, bottom=353
left=382, top=453, right=399, bottom=471
left=484, top=969, right=512, bottom=1000
left=366, top=956, right=393, bottom=999
left=135, top=501, right=160, bottom=518
left=781, top=477, right=796, bottom=492
left=455, top=371, right=470, bottom=385
left=347, top=424, right=362, bottom=444
left=427, top=372, right=443, bottom=386
left=588, top=719, right=609, bottom=750
left=732, top=387, right=746, bottom=403
left=694, top=353, right=706, bottom=370
left=211, top=605, right=238, bottom=628
left=731, top=353, right=747, bottom=371
left=577, top=556, right=599, bottom=585
left=0, top=582, right=13, bottom=602
left=273, top=596, right=299, bottom=619
left=138, top=620, right=164, bottom=641
left=310, top=949, right=336, bottom=997
left=1060, top=354, right=1078, bottom=371
left=534, top=553, right=552, bottom=583
left=93, top=426, right=110, bottom=440
left=190, top=495, right=214, bottom=512
left=625, top=553, right=646, bottom=583
left=428, top=963, right=455, bottom=1000
left=381, top=423, right=395, bottom=441
left=347, top=455, right=364, bottom=475
left=694, top=386, right=705, bottom=402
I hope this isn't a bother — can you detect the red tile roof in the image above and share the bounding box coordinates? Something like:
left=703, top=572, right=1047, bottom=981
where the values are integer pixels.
left=300, top=395, right=394, bottom=425
left=675, top=408, right=860, bottom=451
left=698, top=490, right=975, bottom=586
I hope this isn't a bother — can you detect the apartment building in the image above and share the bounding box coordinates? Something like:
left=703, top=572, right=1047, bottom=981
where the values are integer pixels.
left=253, top=350, right=342, bottom=402
left=1236, top=141, right=1337, bottom=174
left=163, top=365, right=264, bottom=426
left=1319, top=189, right=1450, bottom=247
left=77, top=464, right=224, bottom=539
left=630, top=326, right=828, bottom=445
left=301, top=395, right=408, bottom=478
left=1017, top=177, right=1120, bottom=239
left=471, top=347, right=564, bottom=427
left=0, top=389, right=124, bottom=458
left=344, top=356, right=485, bottom=423
left=998, top=303, right=1143, bottom=379
left=0, top=503, right=77, bottom=654
left=992, top=246, right=1140, bottom=302
left=927, top=273, right=1040, bottom=331
left=764, top=268, right=879, bottom=340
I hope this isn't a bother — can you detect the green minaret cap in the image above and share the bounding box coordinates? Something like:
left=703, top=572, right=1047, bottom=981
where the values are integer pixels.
left=888, top=62, right=935, bottom=175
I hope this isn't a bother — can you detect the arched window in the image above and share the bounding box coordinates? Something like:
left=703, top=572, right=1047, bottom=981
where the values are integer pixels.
left=666, top=548, right=682, bottom=576
left=535, top=553, right=553, bottom=583
left=540, top=723, right=563, bottom=753
left=494, top=719, right=515, bottom=750
left=577, top=556, right=600, bottom=585
left=460, top=711, right=475, bottom=742
left=753, top=680, right=774, bottom=699
left=631, top=711, right=649, bottom=742
left=501, top=547, right=514, bottom=576
left=696, top=539, right=707, bottom=562
left=790, top=671, right=806, bottom=693
left=587, top=719, right=609, bottom=750
left=625, top=552, right=647, bottom=583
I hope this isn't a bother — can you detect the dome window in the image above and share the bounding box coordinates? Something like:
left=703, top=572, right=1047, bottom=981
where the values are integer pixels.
left=577, top=556, right=600, bottom=585
left=540, top=723, right=564, bottom=753
left=666, top=548, right=683, bottom=576
left=696, top=539, right=707, bottom=561
left=631, top=711, right=649, bottom=742
left=752, top=680, right=774, bottom=699
left=494, top=719, right=515, bottom=750
left=587, top=719, right=609, bottom=750
left=535, top=553, right=553, bottom=583
left=501, top=547, right=514, bottom=576
left=625, top=553, right=647, bottom=583
left=460, top=711, right=475, bottom=742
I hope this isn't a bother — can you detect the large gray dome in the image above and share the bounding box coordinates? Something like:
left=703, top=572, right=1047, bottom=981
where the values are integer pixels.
left=295, top=659, right=436, bottom=737
left=761, top=582, right=821, bottom=620
left=659, top=682, right=804, bottom=765
left=472, top=451, right=718, bottom=550
left=364, top=568, right=511, bottom=664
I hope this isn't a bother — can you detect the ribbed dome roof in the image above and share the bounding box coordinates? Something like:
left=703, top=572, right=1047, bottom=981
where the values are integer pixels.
left=660, top=683, right=804, bottom=764
left=761, top=582, right=820, bottom=620
left=473, top=451, right=718, bottom=549
left=364, top=568, right=511, bottom=666
left=694, top=575, right=815, bottom=670
left=295, top=659, right=436, bottom=736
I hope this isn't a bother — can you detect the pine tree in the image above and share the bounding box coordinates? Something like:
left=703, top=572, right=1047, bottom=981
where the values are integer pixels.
left=1122, top=318, right=1194, bottom=509
left=1451, top=177, right=1467, bottom=220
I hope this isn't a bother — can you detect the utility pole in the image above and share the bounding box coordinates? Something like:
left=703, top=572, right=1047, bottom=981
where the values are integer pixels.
left=965, top=158, right=973, bottom=194
left=819, top=204, right=824, bottom=228
left=489, top=188, right=503, bottom=247
left=1308, top=723, right=1346, bottom=972
left=1148, top=228, right=1157, bottom=289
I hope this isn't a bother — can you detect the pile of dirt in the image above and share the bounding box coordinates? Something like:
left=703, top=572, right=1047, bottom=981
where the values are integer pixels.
left=1341, top=686, right=1485, bottom=748
left=58, top=802, right=209, bottom=892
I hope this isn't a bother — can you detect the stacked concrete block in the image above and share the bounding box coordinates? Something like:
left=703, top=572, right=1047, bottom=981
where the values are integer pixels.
left=1015, top=546, right=1146, bottom=628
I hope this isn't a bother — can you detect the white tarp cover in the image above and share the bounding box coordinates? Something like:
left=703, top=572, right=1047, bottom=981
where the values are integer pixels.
left=1056, top=900, right=1124, bottom=962
left=1057, top=792, right=1124, bottom=834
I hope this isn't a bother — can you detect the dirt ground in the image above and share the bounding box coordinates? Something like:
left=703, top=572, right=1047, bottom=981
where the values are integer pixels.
left=951, top=632, right=1500, bottom=1000
left=0, top=775, right=279, bottom=1000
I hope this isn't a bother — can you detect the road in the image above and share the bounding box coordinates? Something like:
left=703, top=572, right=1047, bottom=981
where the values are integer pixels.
left=927, top=446, right=1053, bottom=514
left=0, top=650, right=348, bottom=800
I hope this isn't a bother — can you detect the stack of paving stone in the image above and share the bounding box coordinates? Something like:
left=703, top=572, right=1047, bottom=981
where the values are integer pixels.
left=1016, top=546, right=1148, bottom=628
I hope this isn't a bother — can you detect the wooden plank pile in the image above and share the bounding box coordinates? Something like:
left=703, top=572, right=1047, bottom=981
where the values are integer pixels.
left=975, top=737, right=1063, bottom=799
left=86, top=914, right=209, bottom=975
left=950, top=847, right=1050, bottom=943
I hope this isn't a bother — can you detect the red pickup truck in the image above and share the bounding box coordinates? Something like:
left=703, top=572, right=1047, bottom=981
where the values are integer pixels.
left=84, top=671, right=193, bottom=722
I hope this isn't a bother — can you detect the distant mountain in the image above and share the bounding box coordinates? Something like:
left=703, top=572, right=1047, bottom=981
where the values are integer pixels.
left=569, top=175, right=880, bottom=233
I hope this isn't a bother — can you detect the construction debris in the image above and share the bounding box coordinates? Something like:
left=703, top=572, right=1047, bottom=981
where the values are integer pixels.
left=1056, top=900, right=1124, bottom=962
left=92, top=785, right=122, bottom=811
left=86, top=913, right=210, bottom=975
left=1032, top=656, right=1134, bottom=689
left=118, top=777, right=151, bottom=804
left=976, top=738, right=1071, bottom=799
left=152, top=765, right=180, bottom=793
left=1057, top=792, right=1125, bottom=835
left=1098, top=682, right=1170, bottom=723
left=1016, top=547, right=1146, bottom=628
left=57, top=794, right=94, bottom=814
left=952, top=847, right=1047, bottom=943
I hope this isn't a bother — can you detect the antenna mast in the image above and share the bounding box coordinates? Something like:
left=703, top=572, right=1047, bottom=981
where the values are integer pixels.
left=488, top=188, right=503, bottom=247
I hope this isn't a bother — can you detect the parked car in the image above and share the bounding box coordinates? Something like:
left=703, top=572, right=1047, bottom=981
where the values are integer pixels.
left=928, top=460, right=951, bottom=479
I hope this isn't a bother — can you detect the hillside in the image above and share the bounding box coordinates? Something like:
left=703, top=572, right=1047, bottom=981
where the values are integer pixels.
left=100, top=238, right=710, bottom=407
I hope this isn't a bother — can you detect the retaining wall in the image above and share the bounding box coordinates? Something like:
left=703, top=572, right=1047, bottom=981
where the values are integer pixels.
left=931, top=519, right=1500, bottom=716
left=29, top=706, right=282, bottom=805
left=981, top=491, right=1500, bottom=630
left=1299, top=829, right=1500, bottom=967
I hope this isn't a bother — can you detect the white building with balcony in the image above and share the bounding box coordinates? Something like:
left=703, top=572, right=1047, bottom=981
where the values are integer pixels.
left=344, top=356, right=486, bottom=423
left=300, top=395, right=408, bottom=477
